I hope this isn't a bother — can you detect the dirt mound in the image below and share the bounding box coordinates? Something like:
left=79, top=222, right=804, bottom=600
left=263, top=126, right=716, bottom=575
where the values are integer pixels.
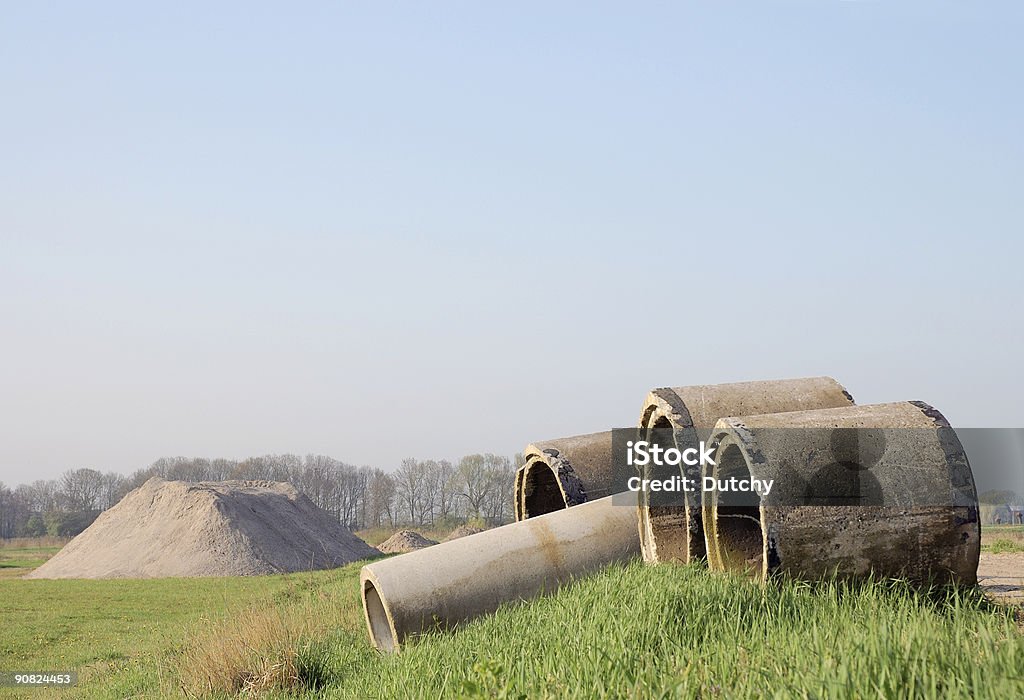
left=443, top=525, right=487, bottom=542
left=27, top=478, right=378, bottom=579
left=377, top=530, right=438, bottom=553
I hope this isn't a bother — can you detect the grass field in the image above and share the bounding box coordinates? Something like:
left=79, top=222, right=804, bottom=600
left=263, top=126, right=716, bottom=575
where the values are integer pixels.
left=0, top=558, right=357, bottom=697
left=0, top=538, right=67, bottom=580
left=0, top=529, right=1021, bottom=698
left=981, top=524, right=1024, bottom=553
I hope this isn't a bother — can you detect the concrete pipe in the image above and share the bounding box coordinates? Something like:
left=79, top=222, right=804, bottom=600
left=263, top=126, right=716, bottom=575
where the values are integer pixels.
left=637, top=377, right=854, bottom=564
left=361, top=494, right=639, bottom=652
left=702, top=401, right=980, bottom=585
left=516, top=431, right=613, bottom=520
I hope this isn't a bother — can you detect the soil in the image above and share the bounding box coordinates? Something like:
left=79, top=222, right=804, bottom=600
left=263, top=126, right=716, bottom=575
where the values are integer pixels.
left=377, top=530, right=438, bottom=553
left=443, top=526, right=487, bottom=542
left=978, top=552, right=1024, bottom=604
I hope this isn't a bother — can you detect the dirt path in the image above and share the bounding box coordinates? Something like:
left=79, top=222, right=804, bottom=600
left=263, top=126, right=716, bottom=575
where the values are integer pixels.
left=978, top=552, right=1024, bottom=604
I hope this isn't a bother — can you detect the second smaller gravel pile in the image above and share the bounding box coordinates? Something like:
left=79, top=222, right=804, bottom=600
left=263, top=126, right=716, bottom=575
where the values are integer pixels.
left=444, top=525, right=486, bottom=542
left=378, top=530, right=438, bottom=553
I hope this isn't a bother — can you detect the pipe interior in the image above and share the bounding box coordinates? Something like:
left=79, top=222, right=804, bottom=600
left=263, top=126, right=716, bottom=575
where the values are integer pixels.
left=523, top=462, right=567, bottom=517
left=363, top=581, right=397, bottom=652
left=644, top=415, right=691, bottom=561
left=714, top=443, right=764, bottom=575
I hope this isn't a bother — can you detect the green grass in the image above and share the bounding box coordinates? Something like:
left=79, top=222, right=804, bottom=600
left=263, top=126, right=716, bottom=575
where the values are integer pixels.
left=982, top=524, right=1024, bottom=539
left=981, top=524, right=1024, bottom=553
left=0, top=548, right=59, bottom=578
left=0, top=559, right=362, bottom=698
left=985, top=525, right=1024, bottom=533
left=297, top=563, right=1024, bottom=700
left=986, top=539, right=1024, bottom=554
left=0, top=539, right=65, bottom=580
left=0, top=541, right=1022, bottom=699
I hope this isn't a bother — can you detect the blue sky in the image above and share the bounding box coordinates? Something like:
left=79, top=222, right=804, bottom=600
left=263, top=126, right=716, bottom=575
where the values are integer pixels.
left=2, top=2, right=1022, bottom=483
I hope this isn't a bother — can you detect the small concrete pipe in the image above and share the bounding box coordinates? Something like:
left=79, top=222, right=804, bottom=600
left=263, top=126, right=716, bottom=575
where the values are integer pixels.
left=637, top=377, right=854, bottom=564
left=361, top=494, right=639, bottom=652
left=702, top=401, right=980, bottom=585
left=515, top=431, right=613, bottom=520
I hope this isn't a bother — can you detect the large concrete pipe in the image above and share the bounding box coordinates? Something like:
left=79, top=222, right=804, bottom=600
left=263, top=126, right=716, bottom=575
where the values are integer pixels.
left=361, top=494, right=639, bottom=652
left=637, top=377, right=854, bottom=564
left=515, top=431, right=613, bottom=520
left=702, top=401, right=980, bottom=585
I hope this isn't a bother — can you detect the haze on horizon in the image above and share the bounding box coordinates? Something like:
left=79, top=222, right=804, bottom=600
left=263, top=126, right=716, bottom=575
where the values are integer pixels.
left=2, top=2, right=1022, bottom=485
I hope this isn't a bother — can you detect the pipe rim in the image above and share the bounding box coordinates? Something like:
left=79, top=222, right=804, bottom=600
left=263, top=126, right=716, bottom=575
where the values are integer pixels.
left=637, top=392, right=701, bottom=564
left=519, top=449, right=588, bottom=518
left=704, top=427, right=769, bottom=580
left=361, top=568, right=401, bottom=652
left=513, top=466, right=524, bottom=521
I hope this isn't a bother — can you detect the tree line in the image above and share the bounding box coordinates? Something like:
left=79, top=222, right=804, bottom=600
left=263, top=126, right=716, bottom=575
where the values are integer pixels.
left=0, top=452, right=522, bottom=539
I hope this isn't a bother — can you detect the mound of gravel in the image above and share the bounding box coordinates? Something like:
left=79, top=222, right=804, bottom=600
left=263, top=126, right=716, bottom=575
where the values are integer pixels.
left=443, top=525, right=487, bottom=542
left=27, top=478, right=378, bottom=579
left=377, top=530, right=438, bottom=554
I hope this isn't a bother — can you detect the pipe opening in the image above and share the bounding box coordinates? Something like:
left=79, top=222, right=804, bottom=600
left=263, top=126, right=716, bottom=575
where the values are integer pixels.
left=643, top=415, right=691, bottom=562
left=714, top=443, right=764, bottom=576
left=363, top=580, right=397, bottom=652
left=523, top=462, right=567, bottom=518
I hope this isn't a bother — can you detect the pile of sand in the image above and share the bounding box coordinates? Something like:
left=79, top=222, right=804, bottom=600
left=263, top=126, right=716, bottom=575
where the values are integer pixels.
left=443, top=525, right=487, bottom=542
left=377, top=530, right=438, bottom=553
left=27, top=478, right=378, bottom=579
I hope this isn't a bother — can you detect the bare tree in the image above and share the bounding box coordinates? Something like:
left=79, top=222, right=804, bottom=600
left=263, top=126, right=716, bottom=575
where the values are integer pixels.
left=394, top=458, right=427, bottom=525
left=418, top=460, right=444, bottom=526
left=297, top=454, right=338, bottom=515
left=59, top=468, right=105, bottom=512
left=16, top=480, right=59, bottom=515
left=480, top=454, right=516, bottom=525
left=333, top=462, right=366, bottom=528
left=366, top=469, right=396, bottom=527
left=0, top=483, right=19, bottom=539
left=456, top=454, right=489, bottom=518
left=98, top=473, right=128, bottom=510
left=434, top=460, right=458, bottom=523
left=208, top=458, right=237, bottom=481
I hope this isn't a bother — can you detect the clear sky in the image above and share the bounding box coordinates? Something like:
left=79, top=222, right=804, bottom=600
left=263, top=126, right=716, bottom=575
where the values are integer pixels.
left=2, top=2, right=1022, bottom=485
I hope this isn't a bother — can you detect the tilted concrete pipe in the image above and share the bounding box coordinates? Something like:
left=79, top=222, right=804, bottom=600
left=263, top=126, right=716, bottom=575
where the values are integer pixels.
left=637, top=377, right=854, bottom=564
left=702, top=401, right=980, bottom=585
left=361, top=494, right=639, bottom=652
left=515, top=431, right=613, bottom=520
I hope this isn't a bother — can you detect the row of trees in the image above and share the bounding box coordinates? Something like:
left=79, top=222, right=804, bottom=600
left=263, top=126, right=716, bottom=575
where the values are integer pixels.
left=0, top=468, right=129, bottom=538
left=0, top=452, right=522, bottom=539
left=389, top=454, right=517, bottom=528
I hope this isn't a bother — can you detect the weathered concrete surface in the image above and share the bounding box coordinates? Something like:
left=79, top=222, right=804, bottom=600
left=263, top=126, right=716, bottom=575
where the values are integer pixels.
left=515, top=431, right=613, bottom=520
left=703, top=401, right=980, bottom=585
left=361, top=494, right=639, bottom=652
left=978, top=553, right=1024, bottom=603
left=637, top=377, right=854, bottom=564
